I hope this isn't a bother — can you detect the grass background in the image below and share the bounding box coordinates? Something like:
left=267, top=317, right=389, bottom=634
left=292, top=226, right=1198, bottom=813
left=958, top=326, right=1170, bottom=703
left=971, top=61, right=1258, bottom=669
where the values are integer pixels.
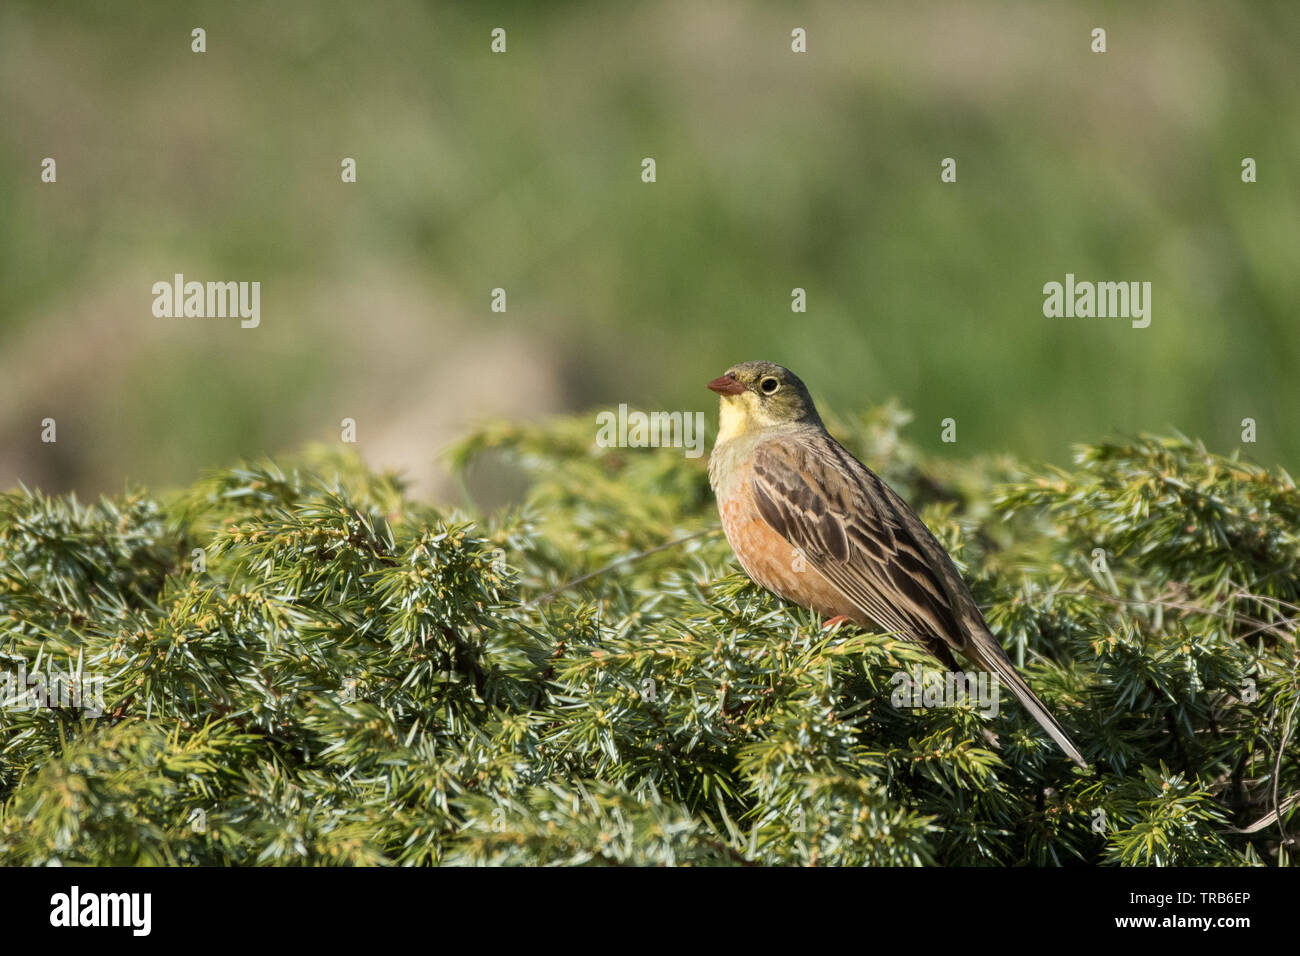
left=2, top=0, right=1297, bottom=499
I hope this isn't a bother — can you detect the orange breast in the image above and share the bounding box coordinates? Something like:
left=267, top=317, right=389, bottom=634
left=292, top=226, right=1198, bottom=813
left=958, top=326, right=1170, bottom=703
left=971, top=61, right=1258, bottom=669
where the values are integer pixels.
left=716, top=468, right=861, bottom=624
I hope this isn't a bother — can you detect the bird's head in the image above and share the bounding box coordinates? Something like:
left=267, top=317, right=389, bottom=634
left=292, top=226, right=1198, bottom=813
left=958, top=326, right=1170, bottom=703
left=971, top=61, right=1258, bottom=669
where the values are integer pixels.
left=707, top=361, right=823, bottom=442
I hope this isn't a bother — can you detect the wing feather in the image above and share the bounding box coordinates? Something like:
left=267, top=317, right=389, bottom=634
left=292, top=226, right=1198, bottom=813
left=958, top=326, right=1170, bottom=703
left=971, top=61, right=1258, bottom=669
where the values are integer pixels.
left=750, top=435, right=967, bottom=661
left=748, top=431, right=1089, bottom=769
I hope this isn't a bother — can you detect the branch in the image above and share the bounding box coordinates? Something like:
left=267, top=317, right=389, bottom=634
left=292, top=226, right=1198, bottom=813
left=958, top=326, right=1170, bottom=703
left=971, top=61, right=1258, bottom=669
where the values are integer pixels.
left=523, top=527, right=721, bottom=607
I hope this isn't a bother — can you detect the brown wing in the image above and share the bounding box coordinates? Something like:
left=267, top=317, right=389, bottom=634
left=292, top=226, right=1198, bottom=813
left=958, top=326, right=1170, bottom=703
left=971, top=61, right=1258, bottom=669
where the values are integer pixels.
left=749, top=432, right=979, bottom=665
left=749, top=430, right=1090, bottom=769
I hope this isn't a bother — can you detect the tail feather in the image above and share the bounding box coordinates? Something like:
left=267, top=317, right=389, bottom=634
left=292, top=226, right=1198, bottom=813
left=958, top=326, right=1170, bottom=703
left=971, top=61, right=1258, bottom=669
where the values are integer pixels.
left=966, top=630, right=1089, bottom=770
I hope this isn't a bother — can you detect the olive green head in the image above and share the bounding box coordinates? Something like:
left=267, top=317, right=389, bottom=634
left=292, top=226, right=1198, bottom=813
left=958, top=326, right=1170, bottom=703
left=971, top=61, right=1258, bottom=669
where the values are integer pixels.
left=707, top=361, right=824, bottom=440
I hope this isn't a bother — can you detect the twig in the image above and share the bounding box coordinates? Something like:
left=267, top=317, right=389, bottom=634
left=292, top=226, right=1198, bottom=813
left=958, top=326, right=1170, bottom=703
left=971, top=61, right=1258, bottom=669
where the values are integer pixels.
left=524, top=528, right=721, bottom=608
left=1053, top=587, right=1297, bottom=645
left=1227, top=790, right=1300, bottom=835
left=1270, top=674, right=1299, bottom=852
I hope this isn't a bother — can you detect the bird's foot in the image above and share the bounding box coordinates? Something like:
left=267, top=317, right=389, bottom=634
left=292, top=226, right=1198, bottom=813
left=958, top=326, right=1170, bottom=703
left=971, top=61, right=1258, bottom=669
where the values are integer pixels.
left=822, top=615, right=851, bottom=631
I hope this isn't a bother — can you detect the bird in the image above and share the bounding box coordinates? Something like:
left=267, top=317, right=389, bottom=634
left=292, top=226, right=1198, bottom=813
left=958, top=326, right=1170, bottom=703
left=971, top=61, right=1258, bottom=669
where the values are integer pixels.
left=706, top=360, right=1088, bottom=769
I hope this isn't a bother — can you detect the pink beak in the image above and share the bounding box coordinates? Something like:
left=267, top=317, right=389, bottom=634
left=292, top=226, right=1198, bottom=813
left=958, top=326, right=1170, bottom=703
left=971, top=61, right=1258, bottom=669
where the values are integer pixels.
left=707, top=374, right=747, bottom=396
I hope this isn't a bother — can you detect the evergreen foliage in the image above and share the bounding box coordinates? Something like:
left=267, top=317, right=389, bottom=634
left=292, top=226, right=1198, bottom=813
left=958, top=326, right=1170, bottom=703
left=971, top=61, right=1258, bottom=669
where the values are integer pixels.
left=1, top=410, right=1295, bottom=865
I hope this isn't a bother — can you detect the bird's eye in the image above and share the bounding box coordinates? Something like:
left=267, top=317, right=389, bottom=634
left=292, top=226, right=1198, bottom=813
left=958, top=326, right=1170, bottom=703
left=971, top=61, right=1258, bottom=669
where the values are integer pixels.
left=760, top=377, right=780, bottom=394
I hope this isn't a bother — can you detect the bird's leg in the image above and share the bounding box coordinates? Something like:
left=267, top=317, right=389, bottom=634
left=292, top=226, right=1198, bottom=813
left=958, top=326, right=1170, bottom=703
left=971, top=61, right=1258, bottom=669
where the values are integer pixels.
left=822, top=615, right=850, bottom=631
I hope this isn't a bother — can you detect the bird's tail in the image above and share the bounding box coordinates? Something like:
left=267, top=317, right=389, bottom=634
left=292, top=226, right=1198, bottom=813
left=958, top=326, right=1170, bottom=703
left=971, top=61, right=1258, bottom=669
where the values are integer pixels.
left=966, top=629, right=1089, bottom=770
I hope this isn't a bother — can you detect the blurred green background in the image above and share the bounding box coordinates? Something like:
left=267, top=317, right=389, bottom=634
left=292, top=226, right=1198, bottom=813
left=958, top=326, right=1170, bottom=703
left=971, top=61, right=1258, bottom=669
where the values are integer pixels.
left=3, top=1, right=1297, bottom=503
